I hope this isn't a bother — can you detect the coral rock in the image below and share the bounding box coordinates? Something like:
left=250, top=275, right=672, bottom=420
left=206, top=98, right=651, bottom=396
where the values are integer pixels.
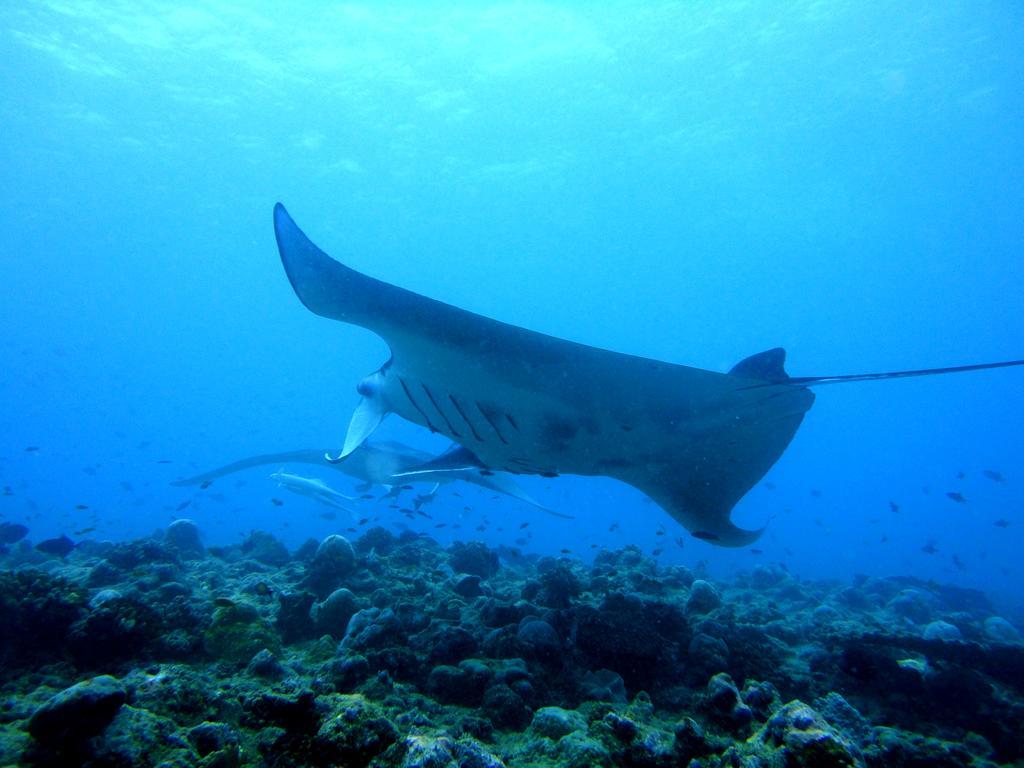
left=165, top=518, right=205, bottom=558
left=531, top=706, right=587, bottom=739
left=687, top=579, right=721, bottom=613
left=923, top=620, right=962, bottom=642
left=28, top=675, right=126, bottom=745
left=311, top=587, right=360, bottom=639
left=983, top=615, right=1022, bottom=644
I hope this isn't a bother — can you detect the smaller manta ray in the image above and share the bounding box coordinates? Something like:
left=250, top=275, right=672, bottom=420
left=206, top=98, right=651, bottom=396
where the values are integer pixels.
left=273, top=203, right=1023, bottom=546
left=270, top=471, right=357, bottom=515
left=172, top=441, right=564, bottom=517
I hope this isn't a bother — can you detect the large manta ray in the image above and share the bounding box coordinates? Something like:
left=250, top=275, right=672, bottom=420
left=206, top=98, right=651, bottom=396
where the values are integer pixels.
left=273, top=203, right=1023, bottom=546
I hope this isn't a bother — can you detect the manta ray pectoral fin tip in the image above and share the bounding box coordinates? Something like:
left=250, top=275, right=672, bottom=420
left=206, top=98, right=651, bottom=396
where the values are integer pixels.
left=691, top=521, right=766, bottom=547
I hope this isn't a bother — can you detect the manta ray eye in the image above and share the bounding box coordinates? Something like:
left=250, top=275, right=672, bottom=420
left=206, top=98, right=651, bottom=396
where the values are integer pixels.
left=357, top=377, right=378, bottom=397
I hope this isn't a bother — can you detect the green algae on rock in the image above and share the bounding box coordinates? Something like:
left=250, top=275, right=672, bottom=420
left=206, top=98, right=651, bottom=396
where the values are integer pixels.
left=203, top=601, right=281, bottom=663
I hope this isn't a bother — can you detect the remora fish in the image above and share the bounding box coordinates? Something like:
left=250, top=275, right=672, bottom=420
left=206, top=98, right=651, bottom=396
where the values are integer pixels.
left=269, top=471, right=357, bottom=515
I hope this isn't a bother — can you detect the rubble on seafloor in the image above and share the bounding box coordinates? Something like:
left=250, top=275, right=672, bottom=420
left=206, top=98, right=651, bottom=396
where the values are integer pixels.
left=0, top=522, right=1021, bottom=767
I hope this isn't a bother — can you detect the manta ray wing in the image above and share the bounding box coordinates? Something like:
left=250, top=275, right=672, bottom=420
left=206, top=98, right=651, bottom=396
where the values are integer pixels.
left=172, top=449, right=340, bottom=487
left=274, top=204, right=816, bottom=545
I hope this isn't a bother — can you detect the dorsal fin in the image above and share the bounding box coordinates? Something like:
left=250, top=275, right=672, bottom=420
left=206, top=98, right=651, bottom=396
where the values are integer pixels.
left=729, top=347, right=790, bottom=382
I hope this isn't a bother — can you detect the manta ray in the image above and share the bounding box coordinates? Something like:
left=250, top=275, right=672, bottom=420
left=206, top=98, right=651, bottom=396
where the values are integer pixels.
left=273, top=203, right=1023, bottom=546
left=171, top=440, right=557, bottom=515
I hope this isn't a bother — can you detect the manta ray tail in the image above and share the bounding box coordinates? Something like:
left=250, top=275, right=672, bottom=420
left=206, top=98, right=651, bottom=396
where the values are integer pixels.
left=787, top=358, right=1024, bottom=386
left=731, top=348, right=1024, bottom=388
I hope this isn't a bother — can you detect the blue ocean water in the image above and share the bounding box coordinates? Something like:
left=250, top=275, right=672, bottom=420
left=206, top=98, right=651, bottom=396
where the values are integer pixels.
left=1, top=2, right=1021, bottom=612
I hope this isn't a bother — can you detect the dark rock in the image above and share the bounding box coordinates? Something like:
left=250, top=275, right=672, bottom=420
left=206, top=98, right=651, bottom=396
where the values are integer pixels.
left=521, top=579, right=541, bottom=601
left=105, top=539, right=181, bottom=570
left=480, top=598, right=526, bottom=627
left=365, top=646, right=421, bottom=681
left=481, top=625, right=520, bottom=658
left=86, top=559, right=123, bottom=587
left=516, top=617, right=561, bottom=660
left=0, top=569, right=83, bottom=666
left=311, top=587, right=360, bottom=639
left=741, top=679, right=781, bottom=721
left=89, top=705, right=193, bottom=767
left=836, top=586, right=872, bottom=609
left=155, top=580, right=191, bottom=601
left=394, top=601, right=431, bottom=634
left=576, top=592, right=688, bottom=689
left=887, top=589, right=935, bottom=624
left=868, top=726, right=986, bottom=768
left=28, top=675, right=126, bottom=745
left=673, top=717, right=714, bottom=762
left=663, top=566, right=696, bottom=588
left=537, top=563, right=581, bottom=608
left=244, top=690, right=320, bottom=735
left=346, top=569, right=380, bottom=593
left=241, top=530, right=291, bottom=566
left=531, top=706, right=587, bottom=739
left=686, top=579, right=721, bottom=613
left=429, top=625, right=479, bottom=664
left=454, top=573, right=485, bottom=598
left=703, top=672, right=753, bottom=730
left=325, top=654, right=370, bottom=692
left=750, top=563, right=790, bottom=590
left=247, top=648, right=286, bottom=679
left=813, top=692, right=870, bottom=743
left=293, top=537, right=319, bottom=562
left=604, top=711, right=639, bottom=742
left=620, top=727, right=676, bottom=767
left=983, top=615, right=1022, bottom=644
left=304, top=535, right=356, bottom=596
left=341, top=608, right=406, bottom=652
left=315, top=695, right=397, bottom=767
left=457, top=715, right=494, bottom=742
left=449, top=541, right=499, bottom=578
left=719, top=623, right=789, bottom=686
left=759, top=700, right=860, bottom=767
left=482, top=683, right=532, bottom=731
left=276, top=590, right=317, bottom=644
left=923, top=620, right=961, bottom=641
left=165, top=518, right=204, bottom=558
left=204, top=601, right=281, bottom=663
left=126, top=664, right=225, bottom=725
left=68, top=595, right=168, bottom=666
left=383, top=734, right=505, bottom=768
left=354, top=526, right=397, bottom=555
left=89, top=588, right=123, bottom=609
left=188, top=721, right=239, bottom=757
left=427, top=659, right=493, bottom=705
left=580, top=668, right=628, bottom=703
left=687, top=632, right=729, bottom=683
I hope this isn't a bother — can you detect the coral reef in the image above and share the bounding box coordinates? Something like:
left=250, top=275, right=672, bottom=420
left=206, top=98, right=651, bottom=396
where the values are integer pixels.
left=0, top=528, right=1021, bottom=767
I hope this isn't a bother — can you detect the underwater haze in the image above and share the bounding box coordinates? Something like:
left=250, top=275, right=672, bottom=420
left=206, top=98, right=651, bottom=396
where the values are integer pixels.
left=2, top=0, right=1023, bottom=610
left=6, top=4, right=1024, bottom=768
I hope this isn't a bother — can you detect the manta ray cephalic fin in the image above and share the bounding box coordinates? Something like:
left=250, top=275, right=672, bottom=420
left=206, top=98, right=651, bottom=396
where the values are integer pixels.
left=328, top=396, right=388, bottom=463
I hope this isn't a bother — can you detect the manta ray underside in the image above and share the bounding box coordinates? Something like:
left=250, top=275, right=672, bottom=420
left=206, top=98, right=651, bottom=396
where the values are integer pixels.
left=273, top=203, right=1023, bottom=546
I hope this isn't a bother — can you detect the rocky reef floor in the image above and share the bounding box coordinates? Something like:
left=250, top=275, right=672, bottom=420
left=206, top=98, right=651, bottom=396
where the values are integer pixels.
left=1, top=522, right=1022, bottom=767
